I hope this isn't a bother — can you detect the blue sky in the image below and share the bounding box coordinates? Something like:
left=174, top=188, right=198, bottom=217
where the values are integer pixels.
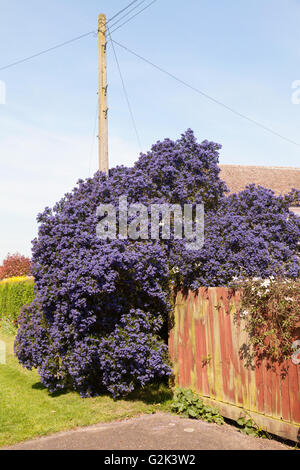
left=0, top=0, right=300, bottom=262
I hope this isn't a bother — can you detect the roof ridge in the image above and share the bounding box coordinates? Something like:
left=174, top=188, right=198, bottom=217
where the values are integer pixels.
left=220, top=164, right=300, bottom=170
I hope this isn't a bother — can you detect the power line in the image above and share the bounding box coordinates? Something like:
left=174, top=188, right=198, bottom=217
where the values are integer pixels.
left=110, top=0, right=158, bottom=34
left=107, top=0, right=143, bottom=25
left=1, top=2, right=297, bottom=150
left=0, top=31, right=95, bottom=72
left=112, top=40, right=300, bottom=148
left=108, top=0, right=151, bottom=31
left=0, top=0, right=154, bottom=72
left=108, top=28, right=143, bottom=153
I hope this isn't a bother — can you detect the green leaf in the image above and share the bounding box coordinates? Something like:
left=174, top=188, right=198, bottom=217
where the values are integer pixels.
left=188, top=409, right=198, bottom=418
left=245, top=427, right=256, bottom=436
left=237, top=417, right=246, bottom=426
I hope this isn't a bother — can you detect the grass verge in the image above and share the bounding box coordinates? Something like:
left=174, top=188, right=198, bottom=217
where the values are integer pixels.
left=0, top=330, right=172, bottom=448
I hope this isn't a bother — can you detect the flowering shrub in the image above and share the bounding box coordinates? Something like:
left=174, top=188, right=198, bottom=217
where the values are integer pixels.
left=0, top=253, right=31, bottom=280
left=98, top=310, right=171, bottom=397
left=285, top=188, right=300, bottom=207
left=15, top=130, right=300, bottom=397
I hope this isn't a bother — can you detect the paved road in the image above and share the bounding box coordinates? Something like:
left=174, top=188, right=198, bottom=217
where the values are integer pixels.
left=4, top=413, right=289, bottom=451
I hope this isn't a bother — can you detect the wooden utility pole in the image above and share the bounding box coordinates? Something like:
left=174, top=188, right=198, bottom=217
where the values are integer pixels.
left=98, top=14, right=109, bottom=174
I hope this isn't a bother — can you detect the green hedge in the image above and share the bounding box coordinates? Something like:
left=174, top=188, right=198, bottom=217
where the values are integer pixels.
left=0, top=278, right=35, bottom=323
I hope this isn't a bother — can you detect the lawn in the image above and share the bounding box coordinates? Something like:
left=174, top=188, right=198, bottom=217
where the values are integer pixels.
left=0, top=331, right=173, bottom=448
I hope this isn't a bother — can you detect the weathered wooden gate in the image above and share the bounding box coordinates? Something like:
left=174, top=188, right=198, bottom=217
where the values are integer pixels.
left=169, top=288, right=300, bottom=442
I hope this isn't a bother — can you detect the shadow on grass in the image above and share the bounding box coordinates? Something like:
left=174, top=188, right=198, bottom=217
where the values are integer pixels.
left=31, top=381, right=72, bottom=398
left=31, top=379, right=174, bottom=405
left=125, top=381, right=173, bottom=408
left=31, top=382, right=45, bottom=391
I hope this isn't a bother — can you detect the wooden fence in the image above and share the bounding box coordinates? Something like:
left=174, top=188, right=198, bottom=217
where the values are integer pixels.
left=169, top=288, right=300, bottom=442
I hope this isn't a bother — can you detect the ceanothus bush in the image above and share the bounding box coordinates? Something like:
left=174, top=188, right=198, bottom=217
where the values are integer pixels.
left=176, top=185, right=300, bottom=289
left=15, top=130, right=300, bottom=397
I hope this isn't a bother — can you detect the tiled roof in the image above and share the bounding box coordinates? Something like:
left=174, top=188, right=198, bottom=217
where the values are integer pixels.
left=220, top=165, right=300, bottom=196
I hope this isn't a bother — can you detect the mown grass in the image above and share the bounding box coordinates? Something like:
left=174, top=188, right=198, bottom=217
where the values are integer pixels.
left=0, top=330, right=173, bottom=448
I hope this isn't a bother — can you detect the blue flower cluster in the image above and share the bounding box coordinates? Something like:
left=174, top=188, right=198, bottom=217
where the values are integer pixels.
left=14, top=130, right=300, bottom=397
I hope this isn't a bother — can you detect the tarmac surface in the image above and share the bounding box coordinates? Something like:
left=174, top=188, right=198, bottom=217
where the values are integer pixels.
left=4, top=413, right=289, bottom=450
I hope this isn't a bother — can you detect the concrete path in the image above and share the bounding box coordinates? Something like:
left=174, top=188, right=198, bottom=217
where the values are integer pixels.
left=5, top=413, right=288, bottom=451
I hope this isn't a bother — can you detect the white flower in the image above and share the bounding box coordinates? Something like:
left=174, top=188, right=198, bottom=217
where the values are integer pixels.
left=241, top=310, right=249, bottom=317
left=261, top=279, right=271, bottom=288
